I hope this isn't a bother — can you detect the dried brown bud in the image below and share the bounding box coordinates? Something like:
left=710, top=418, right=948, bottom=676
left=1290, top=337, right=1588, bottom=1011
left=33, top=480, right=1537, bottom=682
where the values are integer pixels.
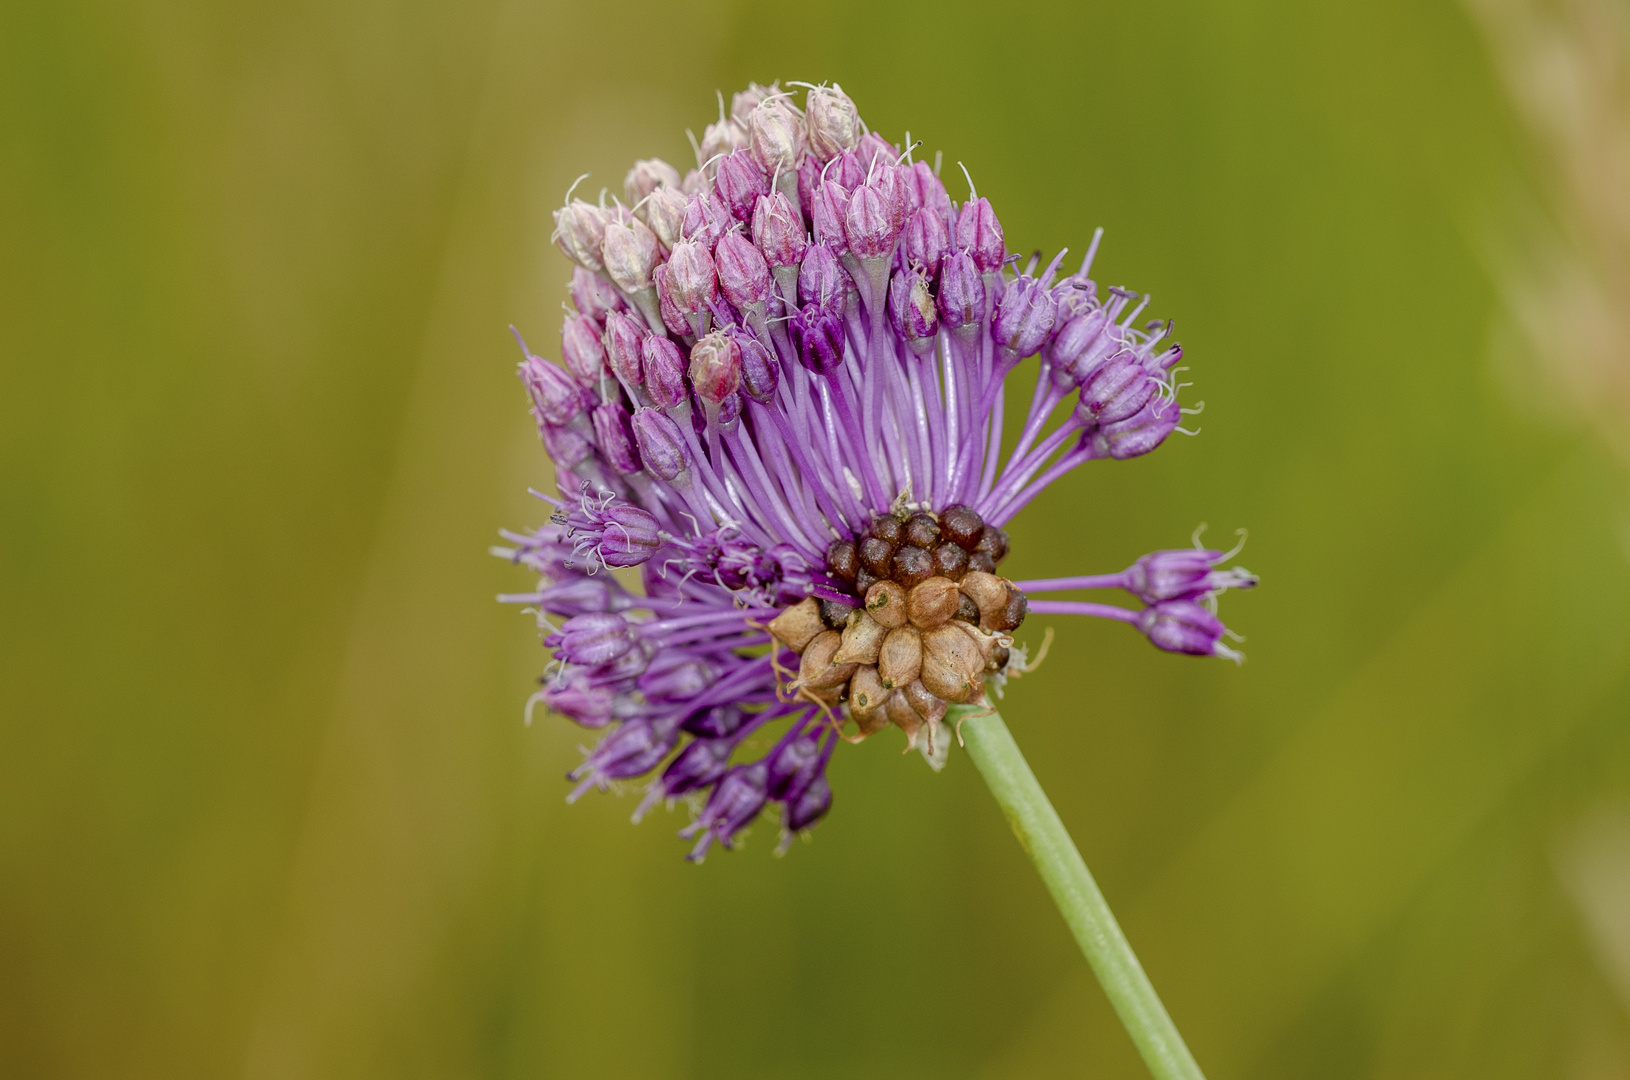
left=601, top=215, right=661, bottom=293
left=920, top=623, right=986, bottom=703
left=848, top=666, right=891, bottom=734
left=877, top=626, right=923, bottom=689
left=797, top=629, right=858, bottom=690
left=864, top=580, right=908, bottom=628
left=906, top=576, right=961, bottom=629
left=833, top=611, right=887, bottom=665
left=768, top=597, right=823, bottom=653
left=552, top=199, right=606, bottom=270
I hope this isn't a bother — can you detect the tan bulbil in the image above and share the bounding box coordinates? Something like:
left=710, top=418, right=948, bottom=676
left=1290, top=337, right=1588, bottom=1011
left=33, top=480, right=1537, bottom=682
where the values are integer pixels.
left=864, top=580, right=908, bottom=628
left=905, top=576, right=960, bottom=629
left=885, top=692, right=924, bottom=747
left=847, top=667, right=892, bottom=735
left=768, top=597, right=824, bottom=653
left=902, top=681, right=948, bottom=725
left=920, top=623, right=987, bottom=703
left=958, top=571, right=1008, bottom=624
left=797, top=630, right=857, bottom=690
left=877, top=626, right=923, bottom=689
left=833, top=611, right=887, bottom=666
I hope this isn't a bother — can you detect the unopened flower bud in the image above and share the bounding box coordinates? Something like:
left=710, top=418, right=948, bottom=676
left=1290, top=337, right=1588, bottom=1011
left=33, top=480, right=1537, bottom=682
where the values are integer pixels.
left=548, top=612, right=635, bottom=666
left=639, top=337, right=687, bottom=408
left=639, top=185, right=689, bottom=250
left=652, top=737, right=733, bottom=803
left=901, top=207, right=949, bottom=276
left=684, top=761, right=769, bottom=859
left=790, top=303, right=845, bottom=375
left=991, top=275, right=1058, bottom=358
left=784, top=774, right=832, bottom=831
left=543, top=675, right=615, bottom=728
left=570, top=264, right=624, bottom=319
left=868, top=163, right=907, bottom=230
left=1125, top=548, right=1259, bottom=605
left=571, top=716, right=682, bottom=795
left=637, top=652, right=717, bottom=701
left=680, top=191, right=730, bottom=248
left=552, top=199, right=606, bottom=270
left=747, top=97, right=806, bottom=177
left=856, top=131, right=897, bottom=173
left=937, top=249, right=985, bottom=330
left=953, top=197, right=1005, bottom=273
left=540, top=421, right=594, bottom=468
left=1098, top=399, right=1180, bottom=460
left=716, top=391, right=742, bottom=428
left=699, top=117, right=747, bottom=166
left=798, top=243, right=846, bottom=316
left=751, top=192, right=808, bottom=268
left=601, top=311, right=646, bottom=387
left=630, top=407, right=691, bottom=480
left=796, top=154, right=823, bottom=221
left=1050, top=309, right=1111, bottom=385
left=713, top=149, right=768, bottom=224
left=805, top=84, right=860, bottom=161
left=536, top=576, right=632, bottom=617
left=624, top=158, right=682, bottom=205
left=519, top=356, right=586, bottom=425
left=888, top=268, right=939, bottom=354
left=1077, top=352, right=1157, bottom=425
left=689, top=331, right=742, bottom=404
left=601, top=215, right=661, bottom=293
left=766, top=728, right=824, bottom=800
left=651, top=264, right=689, bottom=337
left=713, top=231, right=771, bottom=309
left=561, top=313, right=609, bottom=385
left=592, top=401, right=643, bottom=475
left=844, top=183, right=897, bottom=261
left=737, top=333, right=780, bottom=402
left=664, top=238, right=718, bottom=318
left=809, top=180, right=850, bottom=252
left=903, top=161, right=952, bottom=222
left=830, top=149, right=865, bottom=191
left=1137, top=600, right=1242, bottom=662
left=731, top=82, right=776, bottom=124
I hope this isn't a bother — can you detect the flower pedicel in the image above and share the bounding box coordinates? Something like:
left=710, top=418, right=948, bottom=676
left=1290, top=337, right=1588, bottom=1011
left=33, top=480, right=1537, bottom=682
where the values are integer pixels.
left=496, top=82, right=1254, bottom=862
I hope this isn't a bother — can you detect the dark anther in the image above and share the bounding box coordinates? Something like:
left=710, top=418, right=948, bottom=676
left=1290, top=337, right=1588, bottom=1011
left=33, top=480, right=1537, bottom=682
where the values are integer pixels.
left=825, top=538, right=859, bottom=582
left=868, top=514, right=904, bottom=546
left=954, top=593, right=980, bottom=624
left=940, top=504, right=984, bottom=550
left=859, top=536, right=895, bottom=577
left=818, top=598, right=857, bottom=629
left=931, top=541, right=970, bottom=580
left=974, top=525, right=1010, bottom=564
left=890, top=545, right=935, bottom=588
left=903, top=512, right=941, bottom=548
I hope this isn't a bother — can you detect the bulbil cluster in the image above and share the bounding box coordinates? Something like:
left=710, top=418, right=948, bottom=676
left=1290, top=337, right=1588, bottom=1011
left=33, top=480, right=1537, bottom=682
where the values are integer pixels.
left=497, top=81, right=1255, bottom=861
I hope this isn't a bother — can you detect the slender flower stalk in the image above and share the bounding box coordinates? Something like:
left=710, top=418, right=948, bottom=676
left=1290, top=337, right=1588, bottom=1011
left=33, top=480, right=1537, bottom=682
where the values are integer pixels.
left=497, top=80, right=1255, bottom=1074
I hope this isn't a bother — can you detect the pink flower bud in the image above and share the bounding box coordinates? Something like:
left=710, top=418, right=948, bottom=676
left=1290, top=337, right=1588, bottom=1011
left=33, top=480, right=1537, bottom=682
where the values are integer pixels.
left=519, top=356, right=587, bottom=425
left=664, top=238, right=718, bottom=317
left=699, top=117, right=746, bottom=166
left=541, top=421, right=594, bottom=468
left=796, top=155, right=823, bottom=222
left=856, top=131, right=897, bottom=173
left=714, top=231, right=771, bottom=309
left=688, top=331, right=742, bottom=405
left=747, top=97, right=806, bottom=177
left=552, top=200, right=606, bottom=270
left=639, top=185, right=689, bottom=250
left=804, top=84, right=861, bottom=161
left=713, top=149, right=768, bottom=224
left=809, top=180, right=850, bottom=253
left=640, top=336, right=687, bottom=408
left=600, top=310, right=646, bottom=387
left=888, top=268, right=939, bottom=354
left=937, top=249, right=985, bottom=330
left=592, top=401, right=643, bottom=475
left=1049, top=309, right=1111, bottom=385
left=991, top=275, right=1057, bottom=358
left=601, top=215, right=660, bottom=293
left=569, top=265, right=624, bottom=320
left=798, top=242, right=847, bottom=314
left=679, top=190, right=730, bottom=248
left=1077, top=352, right=1156, bottom=424
left=953, top=197, right=1005, bottom=273
left=903, top=160, right=951, bottom=222
left=901, top=206, right=949, bottom=276
left=751, top=192, right=808, bottom=269
left=561, top=312, right=608, bottom=385
left=651, top=264, right=689, bottom=338
left=830, top=149, right=865, bottom=191
left=868, top=162, right=907, bottom=230
left=623, top=158, right=681, bottom=205
left=631, top=407, right=691, bottom=481
left=1098, top=399, right=1180, bottom=460
left=737, top=333, right=779, bottom=402
left=844, top=183, right=897, bottom=261
left=730, top=82, right=776, bottom=125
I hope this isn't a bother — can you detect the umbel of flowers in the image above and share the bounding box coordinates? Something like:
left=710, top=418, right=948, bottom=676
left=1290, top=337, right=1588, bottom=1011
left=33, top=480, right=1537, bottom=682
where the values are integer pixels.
left=496, top=82, right=1254, bottom=861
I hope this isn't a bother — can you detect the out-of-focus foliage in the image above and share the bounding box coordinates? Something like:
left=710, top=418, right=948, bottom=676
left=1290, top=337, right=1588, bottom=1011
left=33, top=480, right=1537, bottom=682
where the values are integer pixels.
left=2, top=0, right=1627, bottom=1077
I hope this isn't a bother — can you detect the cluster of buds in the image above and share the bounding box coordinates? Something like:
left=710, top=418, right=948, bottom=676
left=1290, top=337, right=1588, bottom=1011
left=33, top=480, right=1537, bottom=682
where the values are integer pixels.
left=502, top=82, right=1254, bottom=860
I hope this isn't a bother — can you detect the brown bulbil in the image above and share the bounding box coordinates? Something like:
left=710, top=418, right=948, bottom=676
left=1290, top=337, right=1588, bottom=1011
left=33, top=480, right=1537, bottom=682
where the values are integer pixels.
left=849, top=667, right=892, bottom=734
left=891, top=545, right=935, bottom=588
left=885, top=692, right=923, bottom=745
left=903, top=681, right=947, bottom=725
left=859, top=536, right=895, bottom=577
left=877, top=626, right=923, bottom=689
left=818, top=597, right=856, bottom=629
left=984, top=584, right=1028, bottom=632
left=768, top=597, right=824, bottom=652
left=954, top=593, right=980, bottom=624
left=920, top=623, right=987, bottom=703
left=959, top=571, right=1008, bottom=622
left=940, top=504, right=985, bottom=550
left=854, top=568, right=880, bottom=595
left=797, top=629, right=857, bottom=690
left=968, top=552, right=997, bottom=575
left=974, top=525, right=1010, bottom=564
left=834, top=611, right=887, bottom=665
left=864, top=580, right=908, bottom=629
left=906, top=576, right=961, bottom=629
left=825, top=538, right=859, bottom=582
left=903, top=512, right=941, bottom=548
left=931, top=541, right=970, bottom=580
left=989, top=645, right=1012, bottom=672
left=868, top=513, right=904, bottom=546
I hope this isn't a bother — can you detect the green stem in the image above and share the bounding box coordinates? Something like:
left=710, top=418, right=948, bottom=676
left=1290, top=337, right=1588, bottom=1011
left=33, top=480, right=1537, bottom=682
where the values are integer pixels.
left=952, top=705, right=1206, bottom=1080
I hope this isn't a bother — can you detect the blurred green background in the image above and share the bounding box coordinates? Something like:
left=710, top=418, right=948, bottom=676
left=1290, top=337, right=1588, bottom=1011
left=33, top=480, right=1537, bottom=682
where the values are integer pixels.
left=4, top=0, right=1630, bottom=1076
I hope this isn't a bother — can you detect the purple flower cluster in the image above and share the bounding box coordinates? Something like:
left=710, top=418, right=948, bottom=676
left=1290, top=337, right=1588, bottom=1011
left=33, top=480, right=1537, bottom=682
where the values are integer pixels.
left=496, top=82, right=1254, bottom=860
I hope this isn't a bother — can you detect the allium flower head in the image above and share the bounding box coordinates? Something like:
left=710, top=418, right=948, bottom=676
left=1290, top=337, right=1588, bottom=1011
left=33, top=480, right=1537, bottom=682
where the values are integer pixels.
left=499, top=82, right=1254, bottom=861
